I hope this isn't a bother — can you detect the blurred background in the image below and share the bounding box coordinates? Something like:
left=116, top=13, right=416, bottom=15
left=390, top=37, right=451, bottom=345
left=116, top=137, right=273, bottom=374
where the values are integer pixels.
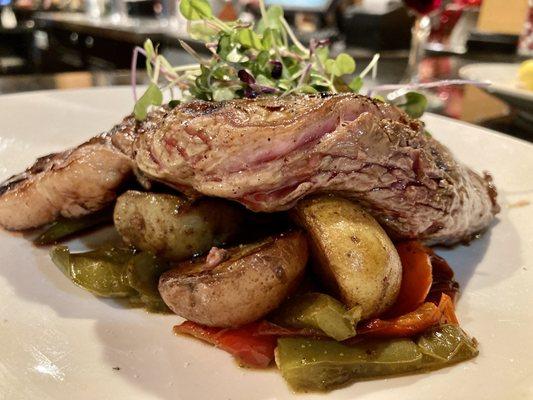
left=0, top=0, right=531, bottom=140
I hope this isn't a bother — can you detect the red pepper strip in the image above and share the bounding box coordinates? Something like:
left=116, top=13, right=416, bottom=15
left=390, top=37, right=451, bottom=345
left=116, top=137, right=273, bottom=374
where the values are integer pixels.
left=173, top=321, right=277, bottom=368
left=358, top=293, right=458, bottom=338
left=438, top=292, right=459, bottom=325
left=384, top=241, right=434, bottom=318
left=427, top=252, right=460, bottom=304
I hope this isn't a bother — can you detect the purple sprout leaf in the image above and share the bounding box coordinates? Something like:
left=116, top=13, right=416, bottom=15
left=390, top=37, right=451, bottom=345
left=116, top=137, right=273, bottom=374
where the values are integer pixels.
left=270, top=61, right=282, bottom=79
left=238, top=69, right=256, bottom=84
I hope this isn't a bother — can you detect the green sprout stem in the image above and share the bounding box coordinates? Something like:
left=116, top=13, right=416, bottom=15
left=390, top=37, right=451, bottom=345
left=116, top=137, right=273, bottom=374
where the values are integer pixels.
left=280, top=17, right=309, bottom=56
left=259, top=0, right=267, bottom=20
left=172, top=64, right=202, bottom=72
left=359, top=54, right=380, bottom=80
left=178, top=39, right=208, bottom=64
left=131, top=0, right=432, bottom=121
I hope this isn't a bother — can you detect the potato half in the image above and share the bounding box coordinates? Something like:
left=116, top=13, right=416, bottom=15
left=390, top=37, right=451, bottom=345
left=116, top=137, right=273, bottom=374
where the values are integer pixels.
left=158, top=231, right=308, bottom=328
left=113, top=191, right=245, bottom=260
left=291, top=195, right=401, bottom=319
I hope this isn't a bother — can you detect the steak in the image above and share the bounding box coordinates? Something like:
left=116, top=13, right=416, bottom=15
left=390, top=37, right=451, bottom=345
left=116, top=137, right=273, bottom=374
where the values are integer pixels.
left=135, top=94, right=499, bottom=245
left=0, top=107, right=167, bottom=230
left=0, top=94, right=499, bottom=245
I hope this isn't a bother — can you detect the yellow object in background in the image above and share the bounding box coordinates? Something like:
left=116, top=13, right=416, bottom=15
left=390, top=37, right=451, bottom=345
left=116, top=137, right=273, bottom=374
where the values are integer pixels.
left=518, top=59, right=533, bottom=91
left=477, top=0, right=529, bottom=35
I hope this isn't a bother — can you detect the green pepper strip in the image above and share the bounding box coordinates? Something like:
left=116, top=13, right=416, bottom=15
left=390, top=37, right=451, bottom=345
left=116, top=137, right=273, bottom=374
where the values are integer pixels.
left=35, top=208, right=113, bottom=245
left=276, top=324, right=478, bottom=391
left=270, top=292, right=361, bottom=341
left=50, top=245, right=171, bottom=312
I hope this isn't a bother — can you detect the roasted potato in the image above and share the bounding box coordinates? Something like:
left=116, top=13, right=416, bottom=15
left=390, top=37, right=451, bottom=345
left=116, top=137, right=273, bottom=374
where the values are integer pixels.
left=291, top=195, right=401, bottom=319
left=113, top=191, right=245, bottom=260
left=158, top=231, right=308, bottom=327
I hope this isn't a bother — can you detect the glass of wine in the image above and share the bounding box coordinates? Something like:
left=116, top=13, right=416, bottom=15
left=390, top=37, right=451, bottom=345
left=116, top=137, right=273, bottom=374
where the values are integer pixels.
left=403, top=0, right=442, bottom=83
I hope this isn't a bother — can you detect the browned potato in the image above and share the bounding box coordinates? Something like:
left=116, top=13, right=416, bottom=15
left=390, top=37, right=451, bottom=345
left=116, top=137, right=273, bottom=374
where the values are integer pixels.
left=291, top=195, right=401, bottom=319
left=113, top=191, right=245, bottom=260
left=158, top=231, right=308, bottom=328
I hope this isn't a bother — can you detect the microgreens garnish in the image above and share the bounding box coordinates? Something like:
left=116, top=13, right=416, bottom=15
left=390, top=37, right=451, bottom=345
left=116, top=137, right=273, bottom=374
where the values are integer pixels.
left=131, top=0, right=385, bottom=120
left=395, top=92, right=428, bottom=119
left=133, top=0, right=496, bottom=123
left=130, top=0, right=491, bottom=121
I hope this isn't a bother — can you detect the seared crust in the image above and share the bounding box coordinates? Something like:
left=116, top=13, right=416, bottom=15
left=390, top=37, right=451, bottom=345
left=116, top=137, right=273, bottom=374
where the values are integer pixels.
left=136, top=94, right=499, bottom=245
left=0, top=136, right=131, bottom=230
left=0, top=94, right=499, bottom=244
left=0, top=107, right=168, bottom=231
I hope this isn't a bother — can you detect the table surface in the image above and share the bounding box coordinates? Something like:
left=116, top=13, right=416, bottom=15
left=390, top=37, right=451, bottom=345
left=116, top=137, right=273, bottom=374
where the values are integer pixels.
left=33, top=12, right=191, bottom=45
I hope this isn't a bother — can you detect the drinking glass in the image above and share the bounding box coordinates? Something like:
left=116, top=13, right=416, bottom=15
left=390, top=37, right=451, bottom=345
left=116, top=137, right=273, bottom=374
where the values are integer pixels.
left=403, top=0, right=442, bottom=83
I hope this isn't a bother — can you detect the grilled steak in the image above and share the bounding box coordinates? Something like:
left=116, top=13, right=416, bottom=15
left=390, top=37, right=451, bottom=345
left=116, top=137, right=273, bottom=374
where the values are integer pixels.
left=0, top=107, right=166, bottom=231
left=135, top=94, right=499, bottom=245
left=0, top=94, right=498, bottom=244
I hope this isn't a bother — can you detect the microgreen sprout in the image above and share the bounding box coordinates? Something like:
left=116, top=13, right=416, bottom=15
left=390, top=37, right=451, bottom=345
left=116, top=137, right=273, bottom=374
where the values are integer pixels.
left=131, top=0, right=386, bottom=120
left=130, top=0, right=490, bottom=121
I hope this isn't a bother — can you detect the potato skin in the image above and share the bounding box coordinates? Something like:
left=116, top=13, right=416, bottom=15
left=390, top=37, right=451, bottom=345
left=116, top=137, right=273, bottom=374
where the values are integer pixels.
left=158, top=231, right=308, bottom=328
left=113, top=191, right=245, bottom=260
left=291, top=195, right=401, bottom=319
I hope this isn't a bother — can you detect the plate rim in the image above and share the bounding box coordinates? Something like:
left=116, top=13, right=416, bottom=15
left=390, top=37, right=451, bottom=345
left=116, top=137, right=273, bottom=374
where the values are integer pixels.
left=423, top=112, right=533, bottom=148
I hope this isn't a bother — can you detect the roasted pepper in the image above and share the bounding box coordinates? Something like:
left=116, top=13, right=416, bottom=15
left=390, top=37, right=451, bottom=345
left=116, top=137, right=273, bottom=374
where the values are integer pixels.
left=270, top=293, right=361, bottom=341
left=174, top=321, right=278, bottom=368
left=357, top=293, right=458, bottom=338
left=275, top=324, right=478, bottom=391
left=51, top=245, right=170, bottom=311
left=276, top=336, right=423, bottom=391
left=51, top=245, right=136, bottom=297
left=126, top=252, right=170, bottom=312
left=417, top=324, right=478, bottom=366
left=35, top=208, right=113, bottom=245
left=384, top=241, right=433, bottom=317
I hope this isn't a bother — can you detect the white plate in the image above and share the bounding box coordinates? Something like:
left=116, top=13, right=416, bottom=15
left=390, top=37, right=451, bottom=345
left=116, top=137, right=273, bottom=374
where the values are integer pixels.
left=459, top=63, right=533, bottom=109
left=0, top=87, right=532, bottom=400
